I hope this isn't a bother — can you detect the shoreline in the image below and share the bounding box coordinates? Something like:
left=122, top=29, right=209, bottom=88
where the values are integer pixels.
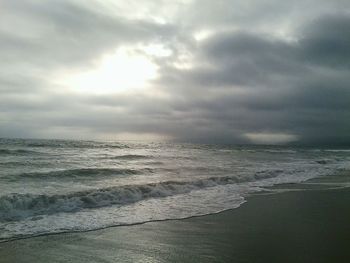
left=0, top=203, right=246, bottom=245
left=1, top=185, right=350, bottom=262
left=2, top=175, right=348, bottom=245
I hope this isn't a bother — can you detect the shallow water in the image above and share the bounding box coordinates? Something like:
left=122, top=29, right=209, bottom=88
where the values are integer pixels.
left=0, top=138, right=349, bottom=241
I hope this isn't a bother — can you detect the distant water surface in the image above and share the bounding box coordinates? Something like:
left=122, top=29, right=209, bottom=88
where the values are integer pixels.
left=0, top=138, right=349, bottom=241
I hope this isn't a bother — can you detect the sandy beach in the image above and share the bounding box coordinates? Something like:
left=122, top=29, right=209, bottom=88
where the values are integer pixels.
left=1, top=185, right=349, bottom=263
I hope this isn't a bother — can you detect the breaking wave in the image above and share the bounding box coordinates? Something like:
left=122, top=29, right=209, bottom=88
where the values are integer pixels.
left=0, top=170, right=281, bottom=222
left=5, top=168, right=150, bottom=180
left=0, top=149, right=43, bottom=156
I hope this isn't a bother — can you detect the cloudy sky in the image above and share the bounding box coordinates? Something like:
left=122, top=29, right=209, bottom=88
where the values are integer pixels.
left=1, top=0, right=350, bottom=145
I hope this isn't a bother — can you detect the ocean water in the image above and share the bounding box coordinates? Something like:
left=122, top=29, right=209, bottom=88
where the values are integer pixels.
left=0, top=138, right=349, bottom=242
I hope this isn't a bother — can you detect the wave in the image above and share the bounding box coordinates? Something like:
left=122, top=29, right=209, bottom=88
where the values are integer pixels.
left=5, top=168, right=150, bottom=180
left=0, top=148, right=43, bottom=156
left=109, top=154, right=150, bottom=160
left=323, top=149, right=350, bottom=153
left=0, top=170, right=281, bottom=222
left=25, top=142, right=129, bottom=149
left=316, top=159, right=330, bottom=164
left=0, top=139, right=130, bottom=149
left=263, top=149, right=297, bottom=154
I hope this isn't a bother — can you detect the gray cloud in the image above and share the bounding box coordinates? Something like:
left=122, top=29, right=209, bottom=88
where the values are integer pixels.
left=300, top=14, right=350, bottom=68
left=0, top=0, right=176, bottom=71
left=1, top=0, right=350, bottom=145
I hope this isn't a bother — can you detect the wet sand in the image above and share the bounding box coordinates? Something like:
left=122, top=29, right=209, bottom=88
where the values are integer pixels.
left=1, top=187, right=349, bottom=263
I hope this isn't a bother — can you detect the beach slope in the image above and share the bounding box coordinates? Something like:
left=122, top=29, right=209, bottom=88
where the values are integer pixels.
left=1, top=187, right=349, bottom=263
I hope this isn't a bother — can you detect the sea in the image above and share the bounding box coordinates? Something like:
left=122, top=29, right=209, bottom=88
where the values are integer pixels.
left=0, top=138, right=349, bottom=242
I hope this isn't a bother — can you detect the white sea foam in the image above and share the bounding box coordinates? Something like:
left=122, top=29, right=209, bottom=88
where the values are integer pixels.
left=0, top=170, right=281, bottom=222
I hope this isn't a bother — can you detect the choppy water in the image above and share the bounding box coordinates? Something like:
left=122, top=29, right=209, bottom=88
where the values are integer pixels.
left=0, top=138, right=350, bottom=241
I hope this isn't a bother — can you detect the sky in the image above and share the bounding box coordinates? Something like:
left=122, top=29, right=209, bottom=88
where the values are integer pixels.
left=1, top=0, right=350, bottom=145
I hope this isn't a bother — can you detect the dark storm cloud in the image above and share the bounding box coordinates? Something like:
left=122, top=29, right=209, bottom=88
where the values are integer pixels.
left=195, top=32, right=301, bottom=87
left=1, top=0, right=350, bottom=145
left=300, top=14, right=350, bottom=68
left=153, top=12, right=350, bottom=144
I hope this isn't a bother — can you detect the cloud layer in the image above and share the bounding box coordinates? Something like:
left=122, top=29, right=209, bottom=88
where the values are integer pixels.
left=1, top=0, right=350, bottom=145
